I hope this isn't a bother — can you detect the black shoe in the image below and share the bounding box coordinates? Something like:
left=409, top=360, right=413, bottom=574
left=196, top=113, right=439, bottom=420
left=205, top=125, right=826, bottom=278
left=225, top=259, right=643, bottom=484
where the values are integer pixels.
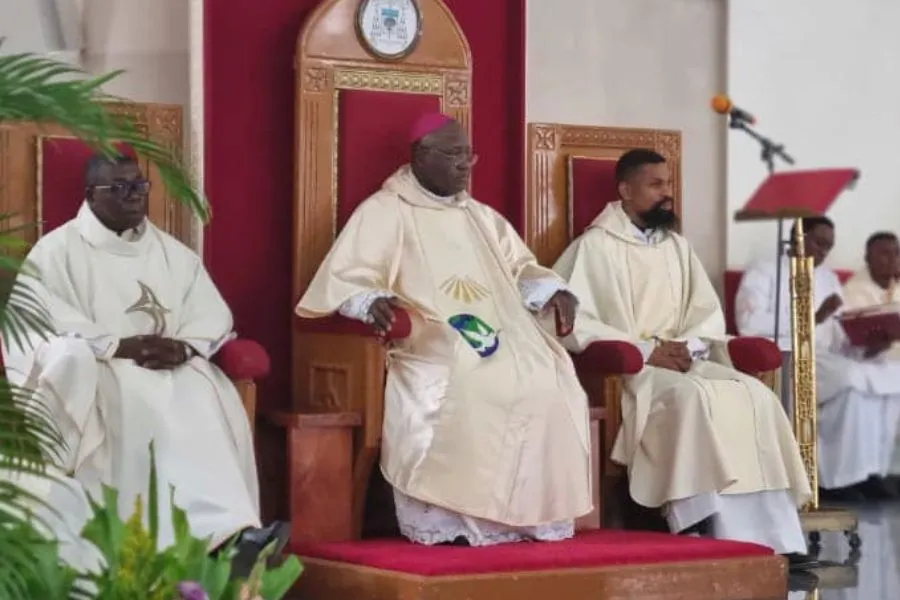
left=230, top=521, right=291, bottom=580
left=819, top=485, right=866, bottom=502
left=858, top=476, right=897, bottom=500
left=677, top=517, right=712, bottom=536
left=784, top=552, right=819, bottom=572
left=438, top=536, right=471, bottom=546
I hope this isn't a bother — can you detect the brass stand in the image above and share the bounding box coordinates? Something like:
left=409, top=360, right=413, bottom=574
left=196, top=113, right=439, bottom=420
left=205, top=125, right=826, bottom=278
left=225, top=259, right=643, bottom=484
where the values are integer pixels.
left=790, top=221, right=859, bottom=561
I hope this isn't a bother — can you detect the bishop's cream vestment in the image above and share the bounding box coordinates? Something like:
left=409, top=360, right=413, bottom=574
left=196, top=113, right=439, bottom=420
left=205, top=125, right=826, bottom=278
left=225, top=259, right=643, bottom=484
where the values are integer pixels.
left=737, top=260, right=900, bottom=489
left=296, top=166, right=592, bottom=546
left=554, top=202, right=810, bottom=554
left=3, top=204, right=260, bottom=555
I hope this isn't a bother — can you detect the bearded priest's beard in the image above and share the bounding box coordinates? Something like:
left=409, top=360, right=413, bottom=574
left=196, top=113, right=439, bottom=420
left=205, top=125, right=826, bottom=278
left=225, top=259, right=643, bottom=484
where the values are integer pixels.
left=640, top=202, right=678, bottom=229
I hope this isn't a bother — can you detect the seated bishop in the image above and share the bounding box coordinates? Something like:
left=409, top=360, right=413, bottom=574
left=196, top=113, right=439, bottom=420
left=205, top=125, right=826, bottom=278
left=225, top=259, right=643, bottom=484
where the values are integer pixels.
left=737, top=219, right=900, bottom=501
left=296, top=114, right=592, bottom=546
left=2, top=155, right=287, bottom=576
left=553, top=149, right=813, bottom=568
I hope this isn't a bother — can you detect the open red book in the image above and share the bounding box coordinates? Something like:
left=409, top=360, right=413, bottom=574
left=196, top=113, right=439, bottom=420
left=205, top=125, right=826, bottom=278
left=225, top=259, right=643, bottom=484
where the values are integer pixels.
left=838, top=303, right=900, bottom=346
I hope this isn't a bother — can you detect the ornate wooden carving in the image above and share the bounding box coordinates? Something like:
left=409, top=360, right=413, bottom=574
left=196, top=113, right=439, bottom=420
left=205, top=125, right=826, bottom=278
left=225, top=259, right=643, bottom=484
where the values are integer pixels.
left=293, top=0, right=471, bottom=400
left=0, top=102, right=191, bottom=246
left=525, top=123, right=684, bottom=267
left=294, top=0, right=472, bottom=299
left=291, top=0, right=473, bottom=541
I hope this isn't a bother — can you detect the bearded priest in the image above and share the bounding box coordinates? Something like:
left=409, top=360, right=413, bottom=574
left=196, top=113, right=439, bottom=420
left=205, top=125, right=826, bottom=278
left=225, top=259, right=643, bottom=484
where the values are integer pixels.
left=552, top=149, right=814, bottom=571
left=296, top=113, right=592, bottom=546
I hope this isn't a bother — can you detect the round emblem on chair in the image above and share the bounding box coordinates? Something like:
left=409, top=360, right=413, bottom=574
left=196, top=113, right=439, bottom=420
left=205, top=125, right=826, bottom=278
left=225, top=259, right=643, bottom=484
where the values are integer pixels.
left=356, top=0, right=423, bottom=61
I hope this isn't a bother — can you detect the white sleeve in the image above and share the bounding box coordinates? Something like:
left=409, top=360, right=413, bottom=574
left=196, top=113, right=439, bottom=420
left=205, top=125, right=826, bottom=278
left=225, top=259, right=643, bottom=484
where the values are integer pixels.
left=634, top=340, right=656, bottom=362
left=60, top=332, right=118, bottom=362
left=519, top=277, right=570, bottom=311
left=338, top=290, right=395, bottom=323
left=735, top=266, right=778, bottom=337
left=685, top=337, right=710, bottom=361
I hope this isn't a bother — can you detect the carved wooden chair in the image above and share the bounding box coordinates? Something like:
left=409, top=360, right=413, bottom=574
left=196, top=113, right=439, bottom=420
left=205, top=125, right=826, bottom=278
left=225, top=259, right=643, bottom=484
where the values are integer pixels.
left=0, top=104, right=270, bottom=426
left=524, top=123, right=783, bottom=526
left=275, top=0, right=604, bottom=544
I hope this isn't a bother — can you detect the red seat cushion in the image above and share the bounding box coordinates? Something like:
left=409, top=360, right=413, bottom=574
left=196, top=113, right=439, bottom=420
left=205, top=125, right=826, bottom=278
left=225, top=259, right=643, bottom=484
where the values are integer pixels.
left=292, top=530, right=773, bottom=577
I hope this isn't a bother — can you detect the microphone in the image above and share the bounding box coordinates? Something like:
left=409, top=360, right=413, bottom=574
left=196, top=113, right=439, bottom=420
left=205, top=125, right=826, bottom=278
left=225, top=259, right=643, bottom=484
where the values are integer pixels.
left=711, top=94, right=756, bottom=125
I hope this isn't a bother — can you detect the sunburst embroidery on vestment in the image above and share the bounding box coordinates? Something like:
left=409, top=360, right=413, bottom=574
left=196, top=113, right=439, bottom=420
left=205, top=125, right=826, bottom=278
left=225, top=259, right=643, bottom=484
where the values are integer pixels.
left=439, top=276, right=490, bottom=304
left=125, top=281, right=171, bottom=335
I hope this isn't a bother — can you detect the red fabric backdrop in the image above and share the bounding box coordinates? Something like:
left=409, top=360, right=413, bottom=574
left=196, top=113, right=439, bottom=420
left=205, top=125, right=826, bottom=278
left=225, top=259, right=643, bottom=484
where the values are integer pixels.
left=337, top=91, right=441, bottom=228
left=41, top=140, right=135, bottom=233
left=205, top=0, right=526, bottom=408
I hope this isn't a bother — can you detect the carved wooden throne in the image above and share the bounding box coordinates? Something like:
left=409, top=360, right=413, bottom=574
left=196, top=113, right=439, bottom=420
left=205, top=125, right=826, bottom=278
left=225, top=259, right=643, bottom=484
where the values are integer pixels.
left=524, top=123, right=783, bottom=526
left=282, top=0, right=472, bottom=544
left=0, top=103, right=270, bottom=426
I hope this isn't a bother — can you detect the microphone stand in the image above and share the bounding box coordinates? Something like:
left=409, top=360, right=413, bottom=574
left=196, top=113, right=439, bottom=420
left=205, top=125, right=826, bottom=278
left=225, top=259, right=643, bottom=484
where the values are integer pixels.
left=729, top=114, right=795, bottom=347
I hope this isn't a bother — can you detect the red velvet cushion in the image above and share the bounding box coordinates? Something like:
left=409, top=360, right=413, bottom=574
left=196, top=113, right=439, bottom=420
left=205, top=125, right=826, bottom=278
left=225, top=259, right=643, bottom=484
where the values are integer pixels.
left=569, top=157, right=618, bottom=239
left=213, top=338, right=270, bottom=380
left=727, top=337, right=782, bottom=374
left=291, top=530, right=772, bottom=577
left=294, top=308, right=412, bottom=341
left=571, top=340, right=643, bottom=375
left=723, top=268, right=855, bottom=335
left=337, top=91, right=441, bottom=230
left=40, top=138, right=136, bottom=234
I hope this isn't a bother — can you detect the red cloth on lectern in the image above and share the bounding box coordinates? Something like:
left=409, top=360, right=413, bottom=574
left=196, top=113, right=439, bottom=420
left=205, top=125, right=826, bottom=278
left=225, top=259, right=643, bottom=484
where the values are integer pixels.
left=737, top=168, right=859, bottom=219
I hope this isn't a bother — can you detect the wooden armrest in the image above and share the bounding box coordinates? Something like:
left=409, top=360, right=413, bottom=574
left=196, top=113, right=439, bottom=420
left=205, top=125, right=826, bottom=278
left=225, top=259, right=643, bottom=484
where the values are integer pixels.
left=263, top=410, right=362, bottom=430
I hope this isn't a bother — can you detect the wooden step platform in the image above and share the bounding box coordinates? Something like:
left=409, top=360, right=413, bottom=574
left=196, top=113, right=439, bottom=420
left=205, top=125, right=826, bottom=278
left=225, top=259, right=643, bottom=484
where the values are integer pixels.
left=290, top=530, right=787, bottom=600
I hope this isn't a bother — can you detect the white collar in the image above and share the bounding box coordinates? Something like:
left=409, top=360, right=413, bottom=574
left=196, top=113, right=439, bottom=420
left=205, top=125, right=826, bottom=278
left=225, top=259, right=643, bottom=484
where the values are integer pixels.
left=412, top=174, right=457, bottom=205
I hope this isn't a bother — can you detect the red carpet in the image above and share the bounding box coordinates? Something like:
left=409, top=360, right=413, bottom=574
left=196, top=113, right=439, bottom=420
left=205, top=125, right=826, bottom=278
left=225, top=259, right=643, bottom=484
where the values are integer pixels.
left=292, top=531, right=774, bottom=577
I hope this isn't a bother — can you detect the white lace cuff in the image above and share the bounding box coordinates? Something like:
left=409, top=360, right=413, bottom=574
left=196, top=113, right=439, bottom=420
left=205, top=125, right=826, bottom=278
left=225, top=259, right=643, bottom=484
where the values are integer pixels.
left=685, top=337, right=710, bottom=361
left=635, top=340, right=656, bottom=362
left=338, top=290, right=394, bottom=323
left=519, top=277, right=570, bottom=311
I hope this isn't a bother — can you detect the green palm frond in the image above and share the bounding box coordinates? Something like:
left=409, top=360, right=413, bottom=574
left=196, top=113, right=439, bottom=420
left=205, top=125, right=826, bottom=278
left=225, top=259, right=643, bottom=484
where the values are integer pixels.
left=0, top=214, right=53, bottom=354
left=0, top=39, right=209, bottom=221
left=0, top=39, right=222, bottom=600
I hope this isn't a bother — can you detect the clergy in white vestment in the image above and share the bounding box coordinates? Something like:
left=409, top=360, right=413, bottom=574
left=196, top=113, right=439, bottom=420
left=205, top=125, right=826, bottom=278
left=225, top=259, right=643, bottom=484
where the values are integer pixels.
left=736, top=218, right=900, bottom=502
left=553, top=149, right=814, bottom=569
left=296, top=113, right=592, bottom=546
left=843, top=231, right=900, bottom=362
left=1, top=155, right=288, bottom=576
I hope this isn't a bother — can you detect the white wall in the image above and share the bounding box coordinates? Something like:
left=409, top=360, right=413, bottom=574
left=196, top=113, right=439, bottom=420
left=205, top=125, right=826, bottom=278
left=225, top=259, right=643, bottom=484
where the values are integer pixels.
left=727, top=0, right=900, bottom=271
left=0, top=0, right=79, bottom=62
left=526, top=0, right=727, bottom=286
left=0, top=0, right=204, bottom=250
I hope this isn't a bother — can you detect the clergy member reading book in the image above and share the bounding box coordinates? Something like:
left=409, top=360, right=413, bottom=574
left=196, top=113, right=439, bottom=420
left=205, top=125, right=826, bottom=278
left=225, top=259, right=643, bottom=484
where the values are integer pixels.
left=554, top=149, right=813, bottom=571
left=842, top=231, right=900, bottom=361
left=295, top=113, right=592, bottom=546
left=736, top=218, right=900, bottom=501
left=2, top=155, right=287, bottom=577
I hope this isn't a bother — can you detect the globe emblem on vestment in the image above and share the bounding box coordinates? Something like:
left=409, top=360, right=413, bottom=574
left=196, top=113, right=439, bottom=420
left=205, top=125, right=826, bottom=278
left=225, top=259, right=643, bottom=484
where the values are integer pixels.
left=448, top=314, right=500, bottom=358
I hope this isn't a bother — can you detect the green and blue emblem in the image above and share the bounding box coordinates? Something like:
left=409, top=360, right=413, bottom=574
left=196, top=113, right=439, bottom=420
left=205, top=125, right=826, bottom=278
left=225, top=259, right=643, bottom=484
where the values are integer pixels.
left=448, top=313, right=500, bottom=358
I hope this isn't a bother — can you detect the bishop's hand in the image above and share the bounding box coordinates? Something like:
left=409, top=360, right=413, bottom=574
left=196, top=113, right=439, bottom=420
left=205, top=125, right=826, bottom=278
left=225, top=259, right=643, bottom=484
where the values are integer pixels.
left=115, top=335, right=190, bottom=370
left=368, top=298, right=398, bottom=336
left=546, top=290, right=578, bottom=336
